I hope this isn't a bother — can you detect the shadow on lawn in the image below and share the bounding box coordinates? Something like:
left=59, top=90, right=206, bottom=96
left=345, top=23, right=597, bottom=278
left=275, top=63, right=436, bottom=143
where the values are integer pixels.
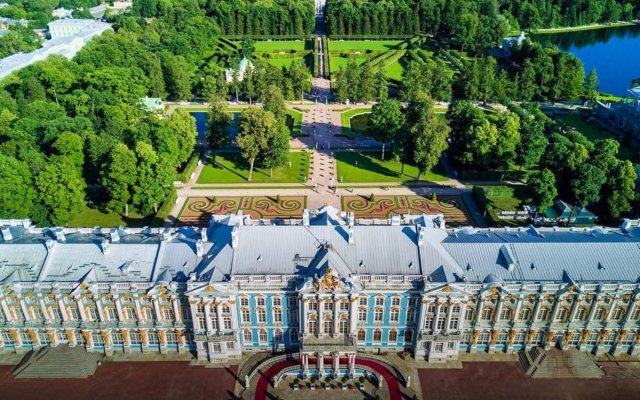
left=339, top=152, right=418, bottom=180
left=207, top=152, right=308, bottom=182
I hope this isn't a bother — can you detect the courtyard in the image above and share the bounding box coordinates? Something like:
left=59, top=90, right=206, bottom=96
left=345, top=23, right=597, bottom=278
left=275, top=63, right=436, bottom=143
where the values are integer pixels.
left=341, top=195, right=471, bottom=226
left=178, top=195, right=307, bottom=224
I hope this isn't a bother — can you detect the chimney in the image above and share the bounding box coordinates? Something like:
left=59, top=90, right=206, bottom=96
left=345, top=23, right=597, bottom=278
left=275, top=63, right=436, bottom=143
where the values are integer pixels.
left=110, top=229, right=120, bottom=243
left=391, top=215, right=401, bottom=226
left=45, top=239, right=55, bottom=252
left=162, top=228, right=172, bottom=241
left=348, top=226, right=354, bottom=245
left=55, top=230, right=66, bottom=242
left=0, top=227, right=12, bottom=241
left=200, top=228, right=208, bottom=241
left=196, top=239, right=204, bottom=256
left=101, top=239, right=110, bottom=254
left=302, top=209, right=310, bottom=226
left=232, top=226, right=239, bottom=249
left=417, top=226, right=425, bottom=245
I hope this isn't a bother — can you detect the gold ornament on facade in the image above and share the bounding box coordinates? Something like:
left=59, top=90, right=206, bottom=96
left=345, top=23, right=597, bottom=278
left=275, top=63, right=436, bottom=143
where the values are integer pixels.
left=442, top=286, right=452, bottom=293
left=490, top=330, right=498, bottom=345
left=566, top=331, right=574, bottom=341
left=618, top=330, right=628, bottom=344
left=140, top=330, right=148, bottom=345
left=527, top=330, right=536, bottom=344
left=508, top=330, right=516, bottom=344
left=65, top=329, right=75, bottom=345
left=545, top=331, right=555, bottom=347
left=27, top=329, right=37, bottom=344
left=101, top=331, right=110, bottom=346
left=598, top=330, right=608, bottom=345
left=206, top=286, right=215, bottom=292
left=121, top=329, right=130, bottom=345
left=9, top=329, right=19, bottom=344
left=314, top=267, right=340, bottom=292
left=581, top=330, right=590, bottom=344
left=158, top=330, right=166, bottom=344
left=47, top=329, right=56, bottom=344
left=635, top=330, right=640, bottom=345
left=471, top=330, right=479, bottom=344
left=82, top=330, right=91, bottom=345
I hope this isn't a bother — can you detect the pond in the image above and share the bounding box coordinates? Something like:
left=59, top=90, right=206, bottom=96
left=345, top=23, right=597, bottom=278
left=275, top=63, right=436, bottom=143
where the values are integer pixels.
left=535, top=25, right=640, bottom=97
left=190, top=111, right=239, bottom=139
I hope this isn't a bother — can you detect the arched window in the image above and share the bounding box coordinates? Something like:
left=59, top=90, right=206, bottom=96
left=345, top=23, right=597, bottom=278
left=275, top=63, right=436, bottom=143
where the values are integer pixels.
left=259, top=329, right=267, bottom=343
left=373, top=329, right=382, bottom=342
left=407, top=308, right=416, bottom=324
left=357, top=329, right=366, bottom=342
left=404, top=329, right=413, bottom=343
left=499, top=308, right=512, bottom=321
left=274, top=329, right=283, bottom=341
left=388, top=329, right=398, bottom=342
left=612, top=308, right=624, bottom=320
left=519, top=308, right=531, bottom=321
left=257, top=308, right=266, bottom=323
left=243, top=329, right=252, bottom=342
left=143, top=307, right=154, bottom=321
left=290, top=328, right=298, bottom=342
left=594, top=307, right=606, bottom=320
left=162, top=307, right=175, bottom=321
left=273, top=308, right=282, bottom=323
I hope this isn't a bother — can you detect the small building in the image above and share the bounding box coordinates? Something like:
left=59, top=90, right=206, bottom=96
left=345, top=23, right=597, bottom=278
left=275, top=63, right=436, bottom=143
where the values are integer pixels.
left=140, top=97, right=164, bottom=113
left=89, top=4, right=107, bottom=19
left=109, top=1, right=133, bottom=14
left=225, top=57, right=254, bottom=83
left=52, top=7, right=74, bottom=19
left=595, top=85, right=640, bottom=140
left=493, top=31, right=527, bottom=58
left=542, top=200, right=596, bottom=225
left=48, top=19, right=107, bottom=39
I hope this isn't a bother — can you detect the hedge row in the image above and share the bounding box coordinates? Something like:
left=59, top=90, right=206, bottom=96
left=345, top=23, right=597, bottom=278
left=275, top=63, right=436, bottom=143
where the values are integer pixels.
left=225, top=35, right=312, bottom=40
left=156, top=188, right=178, bottom=222
left=460, top=170, right=530, bottom=181
left=176, top=149, right=202, bottom=183
left=329, top=34, right=413, bottom=40
left=323, top=36, right=330, bottom=77
left=313, top=35, right=319, bottom=76
left=258, top=51, right=312, bottom=59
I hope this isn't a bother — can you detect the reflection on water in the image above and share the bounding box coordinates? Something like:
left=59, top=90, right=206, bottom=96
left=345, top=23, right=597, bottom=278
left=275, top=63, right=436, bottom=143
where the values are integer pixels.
left=534, top=25, right=640, bottom=96
left=190, top=111, right=239, bottom=139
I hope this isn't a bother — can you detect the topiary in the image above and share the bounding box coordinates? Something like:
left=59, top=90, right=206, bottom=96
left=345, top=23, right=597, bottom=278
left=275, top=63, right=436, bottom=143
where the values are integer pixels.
left=431, top=192, right=437, bottom=201
left=359, top=376, right=365, bottom=384
left=341, top=377, right=348, bottom=383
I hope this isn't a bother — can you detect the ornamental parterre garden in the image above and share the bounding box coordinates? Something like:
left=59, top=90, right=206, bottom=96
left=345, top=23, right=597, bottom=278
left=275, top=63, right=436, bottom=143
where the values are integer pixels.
left=178, top=196, right=307, bottom=225
left=342, top=195, right=471, bottom=226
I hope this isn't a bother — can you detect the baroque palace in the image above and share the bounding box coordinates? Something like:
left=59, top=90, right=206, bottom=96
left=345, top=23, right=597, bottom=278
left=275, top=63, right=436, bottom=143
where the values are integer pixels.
left=1, top=207, right=640, bottom=370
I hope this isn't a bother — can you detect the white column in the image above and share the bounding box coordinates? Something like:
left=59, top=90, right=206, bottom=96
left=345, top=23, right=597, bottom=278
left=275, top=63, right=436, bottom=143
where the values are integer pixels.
left=95, top=297, right=106, bottom=322
left=444, top=300, right=453, bottom=332
left=0, top=297, right=14, bottom=323
left=623, top=297, right=638, bottom=325
left=513, top=297, right=523, bottom=324
left=172, top=298, right=181, bottom=323
left=318, top=298, right=325, bottom=336
left=586, top=295, right=600, bottom=324
left=417, top=297, right=428, bottom=330
left=189, top=302, right=199, bottom=330
left=134, top=297, right=144, bottom=321
left=433, top=298, right=441, bottom=332
left=115, top=297, right=125, bottom=322
left=349, top=297, right=358, bottom=334
left=459, top=301, right=468, bottom=331
left=56, top=297, right=69, bottom=322
left=333, top=298, right=340, bottom=335
left=204, top=303, right=214, bottom=332
left=300, top=297, right=307, bottom=334
left=531, top=296, right=542, bottom=324
left=474, top=298, right=484, bottom=325
left=38, top=296, right=50, bottom=322
left=317, top=353, right=324, bottom=372
left=605, top=298, right=618, bottom=321
left=76, top=297, right=87, bottom=321
left=569, top=295, right=581, bottom=322
left=493, top=297, right=503, bottom=325
left=216, top=303, right=224, bottom=333
left=19, top=297, right=31, bottom=321
left=153, top=298, right=162, bottom=323
left=230, top=303, right=239, bottom=330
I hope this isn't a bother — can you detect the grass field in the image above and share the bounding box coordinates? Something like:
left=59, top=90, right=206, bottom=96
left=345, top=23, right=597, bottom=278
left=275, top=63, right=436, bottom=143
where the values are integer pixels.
left=336, top=151, right=448, bottom=183
left=330, top=57, right=368, bottom=74
left=67, top=206, right=160, bottom=228
left=266, top=58, right=297, bottom=67
left=472, top=185, right=530, bottom=227
left=253, top=40, right=308, bottom=51
left=329, top=40, right=402, bottom=51
left=555, top=114, right=637, bottom=162
left=384, top=59, right=406, bottom=80
left=340, top=108, right=371, bottom=139
left=286, top=108, right=303, bottom=136
left=197, top=151, right=310, bottom=184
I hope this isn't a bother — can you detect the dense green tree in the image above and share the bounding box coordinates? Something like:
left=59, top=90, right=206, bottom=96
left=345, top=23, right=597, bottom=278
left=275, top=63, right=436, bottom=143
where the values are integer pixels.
left=132, top=142, right=173, bottom=214
left=0, top=154, right=36, bottom=218
left=166, top=109, right=197, bottom=167
left=369, top=99, right=406, bottom=160
left=406, top=94, right=450, bottom=179
left=237, top=108, right=275, bottom=181
left=52, top=132, right=84, bottom=173
left=261, top=85, right=287, bottom=122
left=584, top=68, right=599, bottom=103
left=162, top=54, right=191, bottom=101
left=605, top=160, right=636, bottom=219
left=529, top=169, right=558, bottom=211
left=206, top=96, right=232, bottom=162
left=102, top=143, right=137, bottom=216
left=571, top=163, right=606, bottom=207
left=34, top=158, right=86, bottom=225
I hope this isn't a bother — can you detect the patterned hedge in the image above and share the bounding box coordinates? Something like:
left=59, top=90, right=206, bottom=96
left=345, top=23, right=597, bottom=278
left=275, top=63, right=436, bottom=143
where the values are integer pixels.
left=178, top=196, right=307, bottom=225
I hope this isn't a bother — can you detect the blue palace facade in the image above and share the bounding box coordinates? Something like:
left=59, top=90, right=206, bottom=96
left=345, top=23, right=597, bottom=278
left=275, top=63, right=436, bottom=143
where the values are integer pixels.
left=1, top=207, right=640, bottom=365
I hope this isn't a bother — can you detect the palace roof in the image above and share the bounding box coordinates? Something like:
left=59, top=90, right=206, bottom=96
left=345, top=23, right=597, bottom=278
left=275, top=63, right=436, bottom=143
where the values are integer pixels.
left=2, top=211, right=640, bottom=287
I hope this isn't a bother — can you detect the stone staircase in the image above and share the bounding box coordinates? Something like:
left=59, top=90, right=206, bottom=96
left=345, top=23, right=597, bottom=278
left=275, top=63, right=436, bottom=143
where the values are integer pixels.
left=13, top=345, right=103, bottom=379
left=519, top=347, right=603, bottom=379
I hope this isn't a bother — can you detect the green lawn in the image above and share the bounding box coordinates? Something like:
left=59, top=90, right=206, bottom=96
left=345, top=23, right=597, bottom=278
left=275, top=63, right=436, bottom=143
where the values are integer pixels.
left=555, top=114, right=637, bottom=161
left=384, top=60, right=406, bottom=80
left=472, top=185, right=530, bottom=227
left=329, top=40, right=402, bottom=51
left=253, top=40, right=308, bottom=52
left=341, top=109, right=371, bottom=139
left=286, top=108, right=303, bottom=136
left=336, top=151, right=448, bottom=183
left=266, top=58, right=297, bottom=68
left=197, top=151, right=310, bottom=184
left=330, top=57, right=368, bottom=75
left=67, top=206, right=160, bottom=228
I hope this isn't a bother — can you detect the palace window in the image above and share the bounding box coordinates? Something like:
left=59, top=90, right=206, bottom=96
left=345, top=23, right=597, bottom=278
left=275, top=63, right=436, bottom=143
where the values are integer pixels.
left=537, top=308, right=549, bottom=321
left=167, top=332, right=178, bottom=345
left=465, top=308, right=475, bottom=321
left=586, top=333, right=599, bottom=345
left=374, top=309, right=383, bottom=323
left=162, top=308, right=175, bottom=321
left=88, top=307, right=99, bottom=321
left=326, top=302, right=333, bottom=311
left=452, top=305, right=461, bottom=314
left=404, top=329, right=413, bottom=343
left=49, top=307, right=62, bottom=321
left=631, top=308, right=640, bottom=320
left=259, top=330, right=268, bottom=343
left=256, top=298, right=265, bottom=307
left=213, top=343, right=221, bottom=353
left=240, top=297, right=249, bottom=307
left=407, top=308, right=416, bottom=324
left=56, top=331, right=67, bottom=342
left=2, top=332, right=13, bottom=345
left=499, top=308, right=512, bottom=321
left=373, top=329, right=382, bottom=342
left=288, top=297, right=297, bottom=307
left=182, top=306, right=191, bottom=320
left=359, top=297, right=368, bottom=307
left=257, top=309, right=266, bottom=323
left=274, top=329, right=283, bottom=342
left=375, top=297, right=384, bottom=307
left=143, top=307, right=154, bottom=321
left=427, top=304, right=436, bottom=313
left=514, top=332, right=527, bottom=345
left=148, top=332, right=160, bottom=345
left=389, top=330, right=397, bottom=343
left=290, top=328, right=298, bottom=342
left=436, top=316, right=446, bottom=330
left=308, top=320, right=318, bottom=335
left=477, top=332, right=490, bottom=345
left=612, top=308, right=624, bottom=321
left=69, top=307, right=80, bottom=321
left=241, top=309, right=251, bottom=324
left=424, top=316, right=434, bottom=330
left=358, top=309, right=367, bottom=322
left=198, top=316, right=206, bottom=331
left=38, top=331, right=50, bottom=344
left=439, top=305, right=448, bottom=315
left=288, top=309, right=297, bottom=323
left=603, top=333, right=617, bottom=345
left=273, top=309, right=282, bottom=323
left=272, top=297, right=281, bottom=307
left=621, top=333, right=635, bottom=345
left=496, top=332, right=508, bottom=345
left=130, top=332, right=142, bottom=345
left=556, top=308, right=568, bottom=322
left=568, top=332, right=580, bottom=345
left=340, top=301, right=349, bottom=311
left=408, top=297, right=418, bottom=307
left=222, top=305, right=230, bottom=314
left=594, top=308, right=605, bottom=320
left=20, top=331, right=32, bottom=344
left=339, top=320, right=348, bottom=335
left=243, top=329, right=252, bottom=342
left=449, top=315, right=459, bottom=330
left=105, top=307, right=117, bottom=321
left=391, top=297, right=400, bottom=307
left=309, top=301, right=318, bottom=311
left=197, top=304, right=204, bottom=314
left=92, top=333, right=104, bottom=346
left=323, top=320, right=332, bottom=335
left=111, top=332, right=123, bottom=345
left=481, top=308, right=493, bottom=321
left=357, top=329, right=366, bottom=342
left=576, top=308, right=587, bottom=321
left=125, top=307, right=136, bottom=321
left=223, top=317, right=232, bottom=330
left=519, top=308, right=531, bottom=321
left=390, top=309, right=399, bottom=323
left=462, top=333, right=472, bottom=345
left=210, top=317, right=218, bottom=330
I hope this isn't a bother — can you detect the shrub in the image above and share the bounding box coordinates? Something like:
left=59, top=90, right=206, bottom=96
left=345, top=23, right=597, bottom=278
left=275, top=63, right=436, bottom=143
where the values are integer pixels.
left=359, top=376, right=366, bottom=384
left=341, top=377, right=348, bottom=383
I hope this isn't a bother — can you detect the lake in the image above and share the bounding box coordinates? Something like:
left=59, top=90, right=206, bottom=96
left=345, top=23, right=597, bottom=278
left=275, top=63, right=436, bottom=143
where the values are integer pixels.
left=190, top=111, right=239, bottom=139
left=535, top=25, right=640, bottom=97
